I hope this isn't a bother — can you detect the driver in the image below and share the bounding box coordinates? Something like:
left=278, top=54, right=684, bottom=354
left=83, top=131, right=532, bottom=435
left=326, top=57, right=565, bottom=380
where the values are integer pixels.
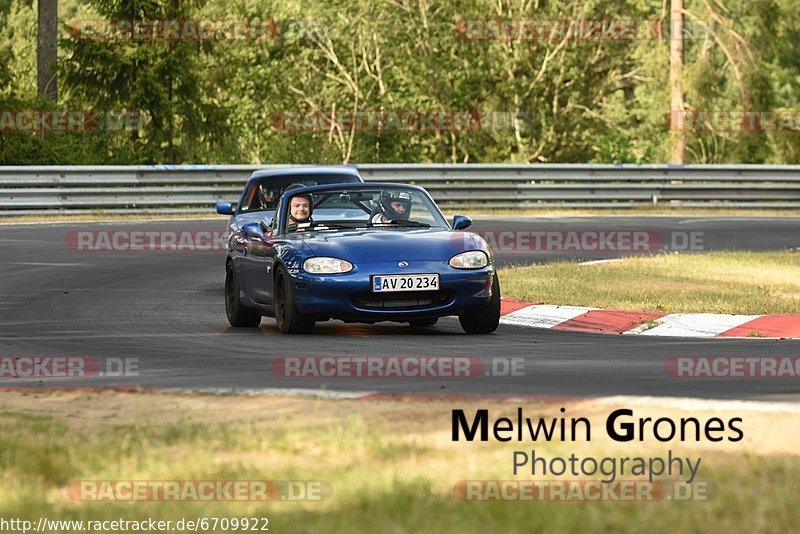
left=257, top=183, right=278, bottom=209
left=371, top=190, right=412, bottom=224
left=285, top=183, right=313, bottom=231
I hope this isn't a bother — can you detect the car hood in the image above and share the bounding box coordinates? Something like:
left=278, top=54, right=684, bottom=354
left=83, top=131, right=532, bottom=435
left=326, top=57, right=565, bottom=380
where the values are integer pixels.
left=298, top=228, right=478, bottom=262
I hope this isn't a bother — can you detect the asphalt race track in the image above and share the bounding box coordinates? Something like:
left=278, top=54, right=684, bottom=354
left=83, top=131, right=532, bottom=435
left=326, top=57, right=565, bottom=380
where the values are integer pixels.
left=1, top=216, right=798, bottom=401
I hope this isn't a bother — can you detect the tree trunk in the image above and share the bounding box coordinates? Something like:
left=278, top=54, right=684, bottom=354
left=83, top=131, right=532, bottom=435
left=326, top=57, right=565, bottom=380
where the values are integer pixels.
left=670, top=0, right=685, bottom=164
left=37, top=0, right=58, bottom=101
left=168, top=76, right=175, bottom=164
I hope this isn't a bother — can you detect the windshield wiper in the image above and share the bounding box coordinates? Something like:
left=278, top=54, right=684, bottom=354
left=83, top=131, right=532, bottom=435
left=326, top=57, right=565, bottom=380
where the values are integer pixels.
left=370, top=220, right=431, bottom=227
left=307, top=222, right=355, bottom=230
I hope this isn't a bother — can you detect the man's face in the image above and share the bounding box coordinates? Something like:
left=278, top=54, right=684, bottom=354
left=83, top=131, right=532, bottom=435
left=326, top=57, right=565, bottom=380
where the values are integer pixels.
left=290, top=196, right=311, bottom=222
left=390, top=201, right=407, bottom=214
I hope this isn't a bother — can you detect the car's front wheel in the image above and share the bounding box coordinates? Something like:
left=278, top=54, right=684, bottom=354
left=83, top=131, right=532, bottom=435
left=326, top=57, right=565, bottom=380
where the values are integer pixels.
left=225, top=263, right=261, bottom=327
left=458, top=272, right=501, bottom=334
left=274, top=267, right=315, bottom=334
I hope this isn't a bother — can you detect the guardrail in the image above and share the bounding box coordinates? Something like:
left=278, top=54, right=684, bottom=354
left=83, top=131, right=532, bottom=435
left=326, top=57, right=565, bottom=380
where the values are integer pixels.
left=1, top=164, right=800, bottom=215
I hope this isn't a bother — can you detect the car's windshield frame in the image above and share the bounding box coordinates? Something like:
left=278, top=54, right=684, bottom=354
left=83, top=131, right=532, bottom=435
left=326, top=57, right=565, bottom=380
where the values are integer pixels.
left=276, top=184, right=448, bottom=235
left=235, top=173, right=362, bottom=215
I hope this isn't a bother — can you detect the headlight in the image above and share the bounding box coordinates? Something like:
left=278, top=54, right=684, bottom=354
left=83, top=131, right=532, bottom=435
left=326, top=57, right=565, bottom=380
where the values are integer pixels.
left=449, top=251, right=488, bottom=269
left=303, top=257, right=353, bottom=274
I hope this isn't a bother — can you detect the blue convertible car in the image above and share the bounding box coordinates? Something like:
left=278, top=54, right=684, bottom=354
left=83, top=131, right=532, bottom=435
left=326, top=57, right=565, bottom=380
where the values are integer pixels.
left=220, top=182, right=500, bottom=334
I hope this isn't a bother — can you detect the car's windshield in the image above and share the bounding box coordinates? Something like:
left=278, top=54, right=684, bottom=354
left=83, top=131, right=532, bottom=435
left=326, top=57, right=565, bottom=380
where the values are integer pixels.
left=238, top=173, right=361, bottom=213
left=282, top=186, right=448, bottom=233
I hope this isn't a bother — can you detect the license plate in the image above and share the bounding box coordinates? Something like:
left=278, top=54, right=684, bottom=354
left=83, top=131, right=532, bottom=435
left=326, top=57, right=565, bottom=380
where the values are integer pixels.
left=372, top=274, right=439, bottom=292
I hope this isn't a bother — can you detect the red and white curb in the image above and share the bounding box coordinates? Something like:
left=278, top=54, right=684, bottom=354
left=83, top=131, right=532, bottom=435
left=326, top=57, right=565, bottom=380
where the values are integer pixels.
left=499, top=300, right=800, bottom=339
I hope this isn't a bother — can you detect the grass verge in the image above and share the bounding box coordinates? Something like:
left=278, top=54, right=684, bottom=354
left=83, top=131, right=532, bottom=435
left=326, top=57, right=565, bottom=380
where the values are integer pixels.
left=499, top=251, right=800, bottom=314
left=0, top=213, right=223, bottom=224
left=0, top=391, right=799, bottom=533
left=442, top=208, right=800, bottom=218
left=2, top=208, right=800, bottom=225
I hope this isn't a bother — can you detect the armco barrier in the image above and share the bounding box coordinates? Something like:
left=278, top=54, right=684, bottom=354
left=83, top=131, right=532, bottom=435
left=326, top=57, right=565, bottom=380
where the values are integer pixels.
left=1, top=164, right=799, bottom=215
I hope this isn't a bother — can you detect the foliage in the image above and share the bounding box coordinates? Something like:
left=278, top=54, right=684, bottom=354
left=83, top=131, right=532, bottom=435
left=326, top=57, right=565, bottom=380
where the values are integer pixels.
left=0, top=0, right=798, bottom=164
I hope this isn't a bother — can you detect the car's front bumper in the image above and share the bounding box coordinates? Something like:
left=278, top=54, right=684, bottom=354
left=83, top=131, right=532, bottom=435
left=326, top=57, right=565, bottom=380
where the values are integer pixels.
left=289, top=260, right=494, bottom=321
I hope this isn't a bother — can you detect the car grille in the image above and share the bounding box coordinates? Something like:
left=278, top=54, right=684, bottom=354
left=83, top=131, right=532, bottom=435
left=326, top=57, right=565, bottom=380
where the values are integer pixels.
left=352, top=290, right=455, bottom=310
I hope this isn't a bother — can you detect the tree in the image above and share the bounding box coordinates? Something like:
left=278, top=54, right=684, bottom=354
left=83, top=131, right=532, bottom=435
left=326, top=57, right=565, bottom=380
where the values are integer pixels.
left=59, top=0, right=232, bottom=163
left=670, top=0, right=684, bottom=163
left=37, top=0, right=58, bottom=101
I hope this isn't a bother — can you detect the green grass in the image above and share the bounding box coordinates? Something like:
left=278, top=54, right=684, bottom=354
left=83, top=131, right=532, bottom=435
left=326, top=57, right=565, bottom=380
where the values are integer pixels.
left=0, top=212, right=222, bottom=224
left=442, top=208, right=800, bottom=218
left=2, top=209, right=800, bottom=225
left=1, top=393, right=800, bottom=533
left=500, top=251, right=800, bottom=314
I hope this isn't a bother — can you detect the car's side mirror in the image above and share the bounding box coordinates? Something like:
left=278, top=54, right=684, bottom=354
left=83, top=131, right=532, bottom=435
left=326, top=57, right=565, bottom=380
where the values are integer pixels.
left=259, top=219, right=272, bottom=235
left=242, top=222, right=265, bottom=241
left=216, top=201, right=233, bottom=215
left=452, top=215, right=472, bottom=230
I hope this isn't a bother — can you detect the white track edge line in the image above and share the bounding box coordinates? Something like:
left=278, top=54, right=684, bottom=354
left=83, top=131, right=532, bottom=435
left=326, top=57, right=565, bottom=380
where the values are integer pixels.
left=592, top=395, right=800, bottom=414
left=161, top=387, right=378, bottom=399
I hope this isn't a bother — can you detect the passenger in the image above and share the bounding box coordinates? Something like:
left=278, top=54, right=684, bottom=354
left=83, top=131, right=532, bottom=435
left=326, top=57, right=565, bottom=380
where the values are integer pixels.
left=371, top=190, right=412, bottom=224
